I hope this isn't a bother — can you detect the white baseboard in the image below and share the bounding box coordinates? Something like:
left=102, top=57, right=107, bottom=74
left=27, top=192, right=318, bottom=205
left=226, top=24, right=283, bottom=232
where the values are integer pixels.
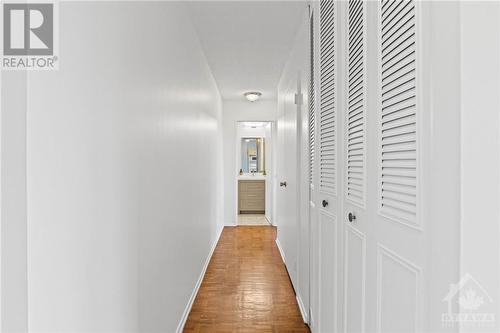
left=296, top=294, right=308, bottom=324
left=276, top=239, right=308, bottom=325
left=224, top=219, right=235, bottom=226
left=309, top=309, right=316, bottom=332
left=275, top=238, right=286, bottom=265
left=176, top=225, right=224, bottom=333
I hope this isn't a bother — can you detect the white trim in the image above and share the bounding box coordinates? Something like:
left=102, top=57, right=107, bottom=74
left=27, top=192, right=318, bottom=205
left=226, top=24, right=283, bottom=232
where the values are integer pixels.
left=296, top=294, right=309, bottom=324
left=337, top=2, right=348, bottom=331
left=175, top=225, right=224, bottom=333
left=0, top=62, right=2, bottom=331
left=234, top=120, right=240, bottom=226
left=275, top=238, right=287, bottom=266
left=233, top=120, right=275, bottom=226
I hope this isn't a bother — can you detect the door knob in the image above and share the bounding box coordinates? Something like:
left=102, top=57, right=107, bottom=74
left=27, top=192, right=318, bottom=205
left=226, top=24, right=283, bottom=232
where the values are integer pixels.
left=322, top=200, right=328, bottom=207
left=280, top=181, right=287, bottom=187
left=348, top=212, right=356, bottom=223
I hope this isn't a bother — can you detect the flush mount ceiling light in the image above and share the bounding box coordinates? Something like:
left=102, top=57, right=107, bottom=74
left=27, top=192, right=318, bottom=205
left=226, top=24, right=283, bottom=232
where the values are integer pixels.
left=244, top=91, right=262, bottom=102
left=244, top=122, right=265, bottom=128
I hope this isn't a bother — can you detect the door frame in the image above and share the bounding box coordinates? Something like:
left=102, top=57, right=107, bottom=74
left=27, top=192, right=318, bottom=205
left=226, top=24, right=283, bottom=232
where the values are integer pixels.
left=0, top=65, right=2, bottom=330
left=233, top=120, right=275, bottom=226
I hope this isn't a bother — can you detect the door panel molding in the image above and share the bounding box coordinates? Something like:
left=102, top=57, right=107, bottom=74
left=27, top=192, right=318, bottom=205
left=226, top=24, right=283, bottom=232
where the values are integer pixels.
left=376, top=244, right=422, bottom=333
left=318, top=209, right=338, bottom=332
left=343, top=223, right=366, bottom=333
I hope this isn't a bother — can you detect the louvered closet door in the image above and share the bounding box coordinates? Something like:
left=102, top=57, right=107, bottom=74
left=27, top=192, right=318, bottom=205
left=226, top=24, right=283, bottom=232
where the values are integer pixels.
left=341, top=1, right=369, bottom=332
left=371, top=1, right=426, bottom=331
left=313, top=1, right=341, bottom=332
left=340, top=0, right=429, bottom=332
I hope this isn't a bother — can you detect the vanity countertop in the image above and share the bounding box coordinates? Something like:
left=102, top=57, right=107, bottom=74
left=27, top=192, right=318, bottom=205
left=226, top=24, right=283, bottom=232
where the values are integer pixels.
left=238, top=174, right=266, bottom=180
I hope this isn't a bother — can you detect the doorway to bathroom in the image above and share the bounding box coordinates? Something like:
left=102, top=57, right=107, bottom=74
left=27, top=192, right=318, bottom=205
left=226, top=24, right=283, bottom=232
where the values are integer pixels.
left=235, top=121, right=274, bottom=226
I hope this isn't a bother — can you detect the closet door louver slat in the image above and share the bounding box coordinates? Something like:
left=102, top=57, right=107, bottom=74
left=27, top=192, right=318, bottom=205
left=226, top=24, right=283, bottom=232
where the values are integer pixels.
left=380, top=0, right=417, bottom=224
left=347, top=0, right=365, bottom=205
left=319, top=0, right=337, bottom=195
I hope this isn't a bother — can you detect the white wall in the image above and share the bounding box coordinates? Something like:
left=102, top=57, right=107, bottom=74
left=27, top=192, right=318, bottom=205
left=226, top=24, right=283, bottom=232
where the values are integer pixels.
left=2, top=2, right=224, bottom=332
left=222, top=100, right=276, bottom=225
left=1, top=72, right=28, bottom=332
left=422, top=2, right=463, bottom=329
left=459, top=2, right=500, bottom=329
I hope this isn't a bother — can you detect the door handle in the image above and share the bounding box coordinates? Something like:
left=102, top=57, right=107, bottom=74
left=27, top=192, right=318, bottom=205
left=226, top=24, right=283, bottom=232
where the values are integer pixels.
left=348, top=212, right=356, bottom=223
left=322, top=200, right=329, bottom=207
left=280, top=181, right=287, bottom=187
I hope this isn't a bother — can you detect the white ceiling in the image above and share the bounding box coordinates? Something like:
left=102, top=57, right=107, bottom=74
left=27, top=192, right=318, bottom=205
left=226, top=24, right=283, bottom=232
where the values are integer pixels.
left=187, top=1, right=307, bottom=101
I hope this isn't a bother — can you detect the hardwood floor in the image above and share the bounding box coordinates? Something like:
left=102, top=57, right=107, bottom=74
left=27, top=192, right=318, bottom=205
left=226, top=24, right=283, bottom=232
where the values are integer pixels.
left=184, top=226, right=310, bottom=333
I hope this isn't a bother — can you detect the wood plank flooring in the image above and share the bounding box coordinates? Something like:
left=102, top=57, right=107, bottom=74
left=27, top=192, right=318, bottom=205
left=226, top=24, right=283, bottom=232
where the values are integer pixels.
left=184, top=226, right=310, bottom=333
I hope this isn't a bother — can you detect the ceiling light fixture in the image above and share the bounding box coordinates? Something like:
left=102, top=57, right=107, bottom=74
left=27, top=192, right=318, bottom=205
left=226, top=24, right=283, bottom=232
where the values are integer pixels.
left=244, top=122, right=264, bottom=128
left=244, top=91, right=262, bottom=102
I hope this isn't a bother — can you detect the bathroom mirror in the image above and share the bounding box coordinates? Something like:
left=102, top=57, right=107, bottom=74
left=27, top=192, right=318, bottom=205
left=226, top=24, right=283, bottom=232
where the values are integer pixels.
left=241, top=138, right=265, bottom=173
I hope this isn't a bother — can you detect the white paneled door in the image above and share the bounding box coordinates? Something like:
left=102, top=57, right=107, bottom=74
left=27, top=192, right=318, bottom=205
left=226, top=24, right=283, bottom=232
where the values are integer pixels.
left=314, top=0, right=432, bottom=332
left=276, top=65, right=299, bottom=289
left=277, top=7, right=313, bottom=327
left=342, top=0, right=369, bottom=331
left=311, top=1, right=341, bottom=332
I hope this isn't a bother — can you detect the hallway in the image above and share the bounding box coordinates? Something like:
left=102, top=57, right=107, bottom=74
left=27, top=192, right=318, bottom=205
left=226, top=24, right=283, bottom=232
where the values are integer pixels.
left=2, top=1, right=500, bottom=332
left=184, top=227, right=309, bottom=333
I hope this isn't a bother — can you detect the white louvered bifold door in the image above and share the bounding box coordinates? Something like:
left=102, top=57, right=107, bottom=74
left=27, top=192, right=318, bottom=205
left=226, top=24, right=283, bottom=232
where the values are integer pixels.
left=314, top=2, right=341, bottom=332
left=346, top=0, right=366, bottom=206
left=319, top=0, right=337, bottom=195
left=341, top=1, right=429, bottom=332
left=380, top=0, right=417, bottom=224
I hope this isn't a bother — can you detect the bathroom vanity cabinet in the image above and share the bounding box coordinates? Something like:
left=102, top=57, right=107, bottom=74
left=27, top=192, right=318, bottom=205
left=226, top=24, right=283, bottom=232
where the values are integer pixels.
left=238, top=180, right=265, bottom=214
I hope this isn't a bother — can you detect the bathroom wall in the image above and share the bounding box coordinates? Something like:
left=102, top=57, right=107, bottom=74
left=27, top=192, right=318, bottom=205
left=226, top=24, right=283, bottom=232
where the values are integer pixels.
left=222, top=100, right=276, bottom=225
left=1, top=2, right=224, bottom=332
